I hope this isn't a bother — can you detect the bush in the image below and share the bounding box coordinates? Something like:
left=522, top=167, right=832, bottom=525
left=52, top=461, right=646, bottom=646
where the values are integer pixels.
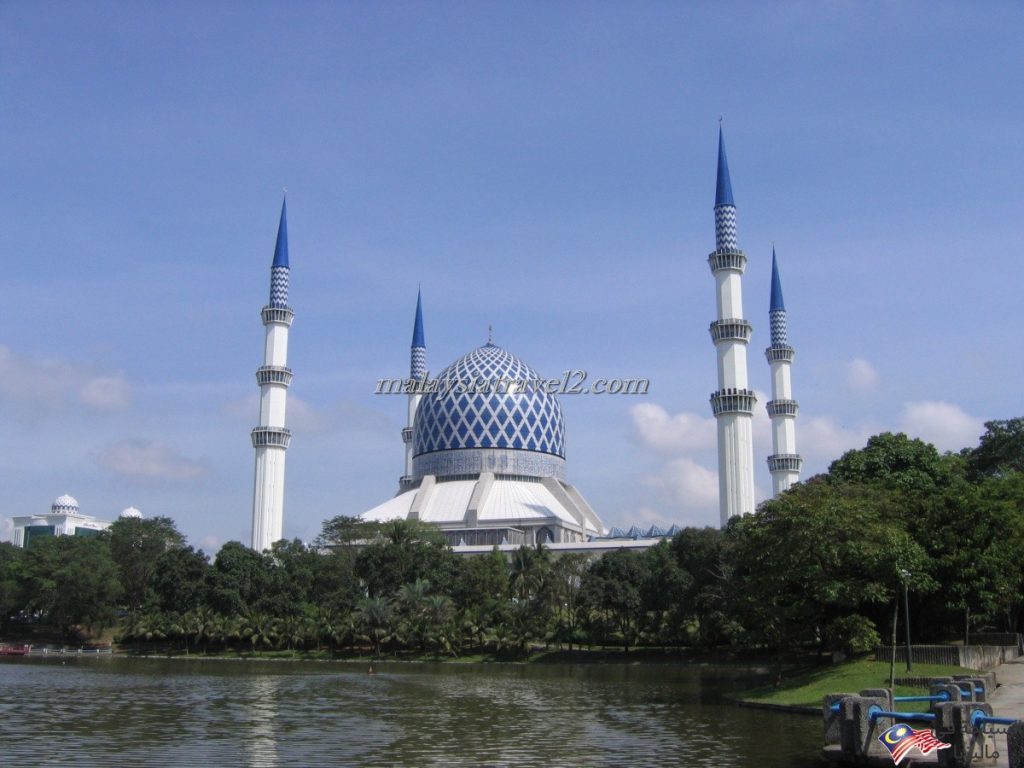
left=826, top=614, right=880, bottom=657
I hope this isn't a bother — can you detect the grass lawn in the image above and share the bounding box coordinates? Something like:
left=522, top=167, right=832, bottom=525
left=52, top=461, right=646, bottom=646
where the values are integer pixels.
left=738, top=658, right=978, bottom=708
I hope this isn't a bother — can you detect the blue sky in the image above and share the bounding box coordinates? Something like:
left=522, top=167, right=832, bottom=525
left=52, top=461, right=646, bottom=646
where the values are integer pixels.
left=2, top=2, right=1022, bottom=550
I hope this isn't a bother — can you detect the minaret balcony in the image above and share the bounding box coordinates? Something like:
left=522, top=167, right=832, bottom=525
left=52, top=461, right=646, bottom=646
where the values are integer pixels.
left=707, top=248, right=747, bottom=274
left=399, top=475, right=421, bottom=492
left=401, top=427, right=413, bottom=443
left=767, top=453, right=803, bottom=473
left=261, top=306, right=295, bottom=326
left=766, top=399, right=799, bottom=417
left=255, top=366, right=293, bottom=387
left=251, top=426, right=292, bottom=449
left=710, top=388, right=756, bottom=415
left=765, top=345, right=795, bottom=363
left=709, top=319, right=752, bottom=344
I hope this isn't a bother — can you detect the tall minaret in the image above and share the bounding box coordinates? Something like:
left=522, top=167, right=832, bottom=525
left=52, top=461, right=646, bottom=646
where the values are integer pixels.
left=251, top=198, right=294, bottom=552
left=401, top=289, right=426, bottom=490
left=708, top=127, right=756, bottom=526
left=766, top=248, right=802, bottom=494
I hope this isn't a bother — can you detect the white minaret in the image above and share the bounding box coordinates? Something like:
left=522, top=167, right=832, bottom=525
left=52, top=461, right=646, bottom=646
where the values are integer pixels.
left=251, top=198, right=293, bottom=552
left=766, top=247, right=802, bottom=494
left=708, top=127, right=756, bottom=526
left=401, top=289, right=426, bottom=491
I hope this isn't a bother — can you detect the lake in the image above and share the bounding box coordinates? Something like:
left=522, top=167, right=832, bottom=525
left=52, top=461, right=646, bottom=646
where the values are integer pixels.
left=0, top=657, right=829, bottom=767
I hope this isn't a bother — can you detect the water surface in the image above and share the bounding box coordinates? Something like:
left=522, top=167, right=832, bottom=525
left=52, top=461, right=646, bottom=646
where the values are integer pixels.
left=0, top=657, right=828, bottom=767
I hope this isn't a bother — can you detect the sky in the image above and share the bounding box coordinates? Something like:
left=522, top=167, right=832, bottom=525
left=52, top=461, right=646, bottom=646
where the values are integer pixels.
left=2, top=1, right=1022, bottom=551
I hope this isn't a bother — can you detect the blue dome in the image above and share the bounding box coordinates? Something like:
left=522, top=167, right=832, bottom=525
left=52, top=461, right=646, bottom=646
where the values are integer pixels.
left=413, top=344, right=565, bottom=460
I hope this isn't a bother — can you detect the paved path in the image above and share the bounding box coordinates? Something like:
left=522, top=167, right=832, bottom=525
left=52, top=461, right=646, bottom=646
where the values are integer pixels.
left=990, top=657, right=1024, bottom=720
left=977, top=658, right=1024, bottom=768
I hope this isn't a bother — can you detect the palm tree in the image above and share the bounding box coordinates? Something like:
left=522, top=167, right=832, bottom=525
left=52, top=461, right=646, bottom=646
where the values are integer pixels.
left=397, top=579, right=431, bottom=650
left=355, top=596, right=394, bottom=657
left=240, top=610, right=277, bottom=653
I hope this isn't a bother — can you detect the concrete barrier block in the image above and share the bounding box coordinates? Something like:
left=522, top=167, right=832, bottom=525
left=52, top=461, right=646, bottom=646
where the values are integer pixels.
left=823, top=693, right=854, bottom=747
left=839, top=696, right=859, bottom=755
left=931, top=683, right=963, bottom=710
left=852, top=696, right=889, bottom=757
left=860, top=688, right=894, bottom=710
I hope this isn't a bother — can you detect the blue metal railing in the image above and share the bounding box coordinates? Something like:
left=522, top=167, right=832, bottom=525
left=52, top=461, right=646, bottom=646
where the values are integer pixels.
left=971, top=711, right=1016, bottom=730
left=868, top=706, right=937, bottom=723
left=893, top=692, right=950, bottom=703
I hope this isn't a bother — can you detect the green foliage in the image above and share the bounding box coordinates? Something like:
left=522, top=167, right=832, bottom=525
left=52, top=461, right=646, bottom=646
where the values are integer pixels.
left=9, top=418, right=1024, bottom=660
left=828, top=432, right=959, bottom=492
left=0, top=542, right=24, bottom=631
left=106, top=516, right=186, bottom=613
left=825, top=615, right=880, bottom=656
left=968, top=418, right=1024, bottom=479
left=580, top=549, right=647, bottom=651
left=354, top=520, right=457, bottom=598
left=150, top=546, right=209, bottom=613
left=20, top=536, right=122, bottom=638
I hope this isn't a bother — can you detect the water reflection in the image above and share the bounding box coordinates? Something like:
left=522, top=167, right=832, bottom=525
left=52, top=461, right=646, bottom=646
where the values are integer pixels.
left=245, top=676, right=280, bottom=768
left=0, top=658, right=828, bottom=767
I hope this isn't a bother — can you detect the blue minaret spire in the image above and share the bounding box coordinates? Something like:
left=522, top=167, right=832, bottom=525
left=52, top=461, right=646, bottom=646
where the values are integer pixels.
left=765, top=245, right=801, bottom=495
left=403, top=288, right=427, bottom=489
left=769, top=246, right=787, bottom=346
left=270, top=197, right=290, bottom=308
left=714, top=126, right=738, bottom=250
left=715, top=126, right=734, bottom=207
left=410, top=288, right=427, bottom=380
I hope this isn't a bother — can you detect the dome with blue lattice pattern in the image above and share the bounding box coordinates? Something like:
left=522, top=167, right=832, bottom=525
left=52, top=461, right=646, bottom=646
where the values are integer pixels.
left=412, top=343, right=566, bottom=479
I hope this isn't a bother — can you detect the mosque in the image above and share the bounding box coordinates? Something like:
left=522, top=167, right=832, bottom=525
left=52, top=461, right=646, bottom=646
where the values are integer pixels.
left=248, top=128, right=802, bottom=552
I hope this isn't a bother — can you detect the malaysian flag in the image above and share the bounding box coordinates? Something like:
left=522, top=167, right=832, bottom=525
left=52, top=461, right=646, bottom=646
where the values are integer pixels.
left=877, top=724, right=951, bottom=765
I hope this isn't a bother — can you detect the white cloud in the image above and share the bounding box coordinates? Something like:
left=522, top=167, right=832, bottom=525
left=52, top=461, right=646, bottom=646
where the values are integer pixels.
left=0, top=344, right=133, bottom=412
left=799, top=415, right=876, bottom=468
left=630, top=403, right=716, bottom=453
left=899, top=401, right=983, bottom=452
left=97, top=439, right=208, bottom=480
left=80, top=374, right=133, bottom=410
left=645, top=457, right=719, bottom=511
left=845, top=357, right=880, bottom=394
left=0, top=517, right=13, bottom=543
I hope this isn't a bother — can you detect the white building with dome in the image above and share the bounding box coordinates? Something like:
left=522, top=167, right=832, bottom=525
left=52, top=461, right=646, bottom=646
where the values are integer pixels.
left=10, top=495, right=133, bottom=548
left=362, top=302, right=606, bottom=547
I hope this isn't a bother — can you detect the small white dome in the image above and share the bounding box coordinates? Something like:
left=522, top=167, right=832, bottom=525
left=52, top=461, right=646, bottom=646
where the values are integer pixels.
left=119, top=506, right=143, bottom=519
left=51, top=494, right=80, bottom=514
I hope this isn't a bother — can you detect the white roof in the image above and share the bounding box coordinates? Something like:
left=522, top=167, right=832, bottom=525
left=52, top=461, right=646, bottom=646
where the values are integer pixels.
left=362, top=490, right=416, bottom=522
left=419, top=480, right=476, bottom=523
left=359, top=475, right=603, bottom=534
left=480, top=479, right=574, bottom=525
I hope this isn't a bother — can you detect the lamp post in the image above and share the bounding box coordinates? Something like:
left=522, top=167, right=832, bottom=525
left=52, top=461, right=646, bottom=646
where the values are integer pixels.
left=899, top=569, right=913, bottom=672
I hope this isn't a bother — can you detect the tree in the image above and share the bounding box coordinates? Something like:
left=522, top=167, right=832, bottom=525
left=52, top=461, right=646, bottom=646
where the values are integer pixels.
left=150, top=546, right=209, bottom=614
left=0, top=542, right=24, bottom=632
left=640, top=542, right=692, bottom=647
left=21, top=536, right=122, bottom=638
left=314, top=515, right=375, bottom=548
left=106, top=516, right=186, bottom=613
left=828, top=432, right=960, bottom=492
left=968, top=418, right=1024, bottom=479
left=580, top=549, right=647, bottom=652
left=545, top=553, right=589, bottom=650
left=354, top=520, right=456, bottom=598
left=355, top=596, right=394, bottom=656
left=670, top=527, right=733, bottom=646
left=207, top=542, right=274, bottom=615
